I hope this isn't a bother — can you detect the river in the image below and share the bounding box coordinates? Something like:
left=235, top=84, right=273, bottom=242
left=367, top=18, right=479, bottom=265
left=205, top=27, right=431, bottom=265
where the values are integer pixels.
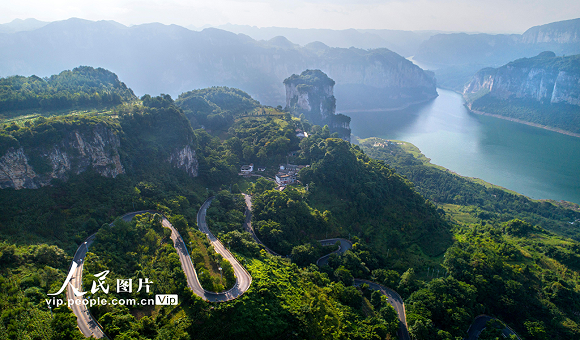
left=346, top=89, right=580, bottom=204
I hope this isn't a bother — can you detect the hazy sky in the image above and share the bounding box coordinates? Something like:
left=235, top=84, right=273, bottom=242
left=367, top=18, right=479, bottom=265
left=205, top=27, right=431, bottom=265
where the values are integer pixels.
left=2, top=0, right=580, bottom=33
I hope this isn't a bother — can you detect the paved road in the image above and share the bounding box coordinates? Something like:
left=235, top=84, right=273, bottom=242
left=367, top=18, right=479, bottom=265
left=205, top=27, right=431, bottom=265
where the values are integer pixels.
left=465, top=315, right=521, bottom=340
left=196, top=198, right=252, bottom=301
left=316, top=238, right=351, bottom=266
left=354, top=279, right=410, bottom=340
left=122, top=207, right=252, bottom=301
left=242, top=193, right=281, bottom=256
left=242, top=194, right=411, bottom=340
left=65, top=234, right=107, bottom=339
left=66, top=198, right=517, bottom=340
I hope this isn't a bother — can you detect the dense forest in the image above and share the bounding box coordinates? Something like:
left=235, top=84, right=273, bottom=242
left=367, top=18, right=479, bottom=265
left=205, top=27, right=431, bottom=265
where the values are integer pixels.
left=470, top=95, right=580, bottom=134
left=0, top=66, right=136, bottom=116
left=2, top=68, right=580, bottom=339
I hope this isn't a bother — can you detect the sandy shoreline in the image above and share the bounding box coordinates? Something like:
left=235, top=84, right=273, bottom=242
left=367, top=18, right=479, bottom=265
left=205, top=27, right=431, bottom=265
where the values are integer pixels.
left=469, top=108, right=580, bottom=138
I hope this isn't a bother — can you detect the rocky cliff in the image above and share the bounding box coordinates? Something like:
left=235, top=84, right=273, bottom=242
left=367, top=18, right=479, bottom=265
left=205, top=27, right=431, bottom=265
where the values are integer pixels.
left=0, top=112, right=200, bottom=190
left=284, top=69, right=336, bottom=122
left=284, top=70, right=351, bottom=140
left=168, top=144, right=198, bottom=178
left=463, top=52, right=580, bottom=106
left=0, top=123, right=124, bottom=189
left=521, top=18, right=580, bottom=44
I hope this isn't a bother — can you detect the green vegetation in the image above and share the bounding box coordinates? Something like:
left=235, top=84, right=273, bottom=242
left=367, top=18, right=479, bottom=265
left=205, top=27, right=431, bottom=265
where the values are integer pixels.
left=466, top=52, right=580, bottom=134
left=359, top=137, right=580, bottom=240
left=2, top=68, right=580, bottom=339
left=359, top=137, right=580, bottom=338
left=506, top=51, right=580, bottom=73
left=84, top=213, right=194, bottom=339
left=189, top=256, right=399, bottom=340
left=0, top=242, right=75, bottom=339
left=0, top=66, right=136, bottom=117
left=188, top=228, right=236, bottom=292
left=471, top=95, right=580, bottom=134
left=283, top=69, right=336, bottom=89
left=175, top=86, right=260, bottom=131
left=299, top=136, right=452, bottom=259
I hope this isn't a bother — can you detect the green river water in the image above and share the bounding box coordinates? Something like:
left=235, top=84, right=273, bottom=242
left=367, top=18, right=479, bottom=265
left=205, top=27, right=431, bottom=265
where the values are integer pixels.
left=346, top=89, right=580, bottom=204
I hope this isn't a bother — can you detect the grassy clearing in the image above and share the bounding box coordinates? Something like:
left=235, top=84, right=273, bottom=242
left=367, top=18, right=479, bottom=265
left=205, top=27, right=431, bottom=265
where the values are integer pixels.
left=441, top=204, right=482, bottom=225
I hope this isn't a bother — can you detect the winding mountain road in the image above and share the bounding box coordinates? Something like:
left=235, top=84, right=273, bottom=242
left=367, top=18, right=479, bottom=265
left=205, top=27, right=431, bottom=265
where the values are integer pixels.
left=65, top=234, right=107, bottom=339
left=241, top=194, right=411, bottom=340
left=465, top=315, right=521, bottom=340
left=65, top=195, right=518, bottom=340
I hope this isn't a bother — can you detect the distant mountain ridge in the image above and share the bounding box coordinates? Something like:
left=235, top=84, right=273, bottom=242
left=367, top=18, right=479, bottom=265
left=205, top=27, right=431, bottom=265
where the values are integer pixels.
left=0, top=18, right=437, bottom=111
left=413, top=18, right=580, bottom=91
left=0, top=18, right=48, bottom=33
left=521, top=18, right=580, bottom=44
left=212, top=23, right=439, bottom=57
left=416, top=18, right=580, bottom=67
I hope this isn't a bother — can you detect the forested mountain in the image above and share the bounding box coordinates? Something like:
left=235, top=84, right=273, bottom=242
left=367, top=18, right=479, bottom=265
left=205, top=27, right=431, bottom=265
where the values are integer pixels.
left=0, top=66, right=136, bottom=116
left=359, top=138, right=580, bottom=338
left=175, top=86, right=260, bottom=131
left=463, top=52, right=580, bottom=134
left=0, top=18, right=437, bottom=110
left=2, top=68, right=580, bottom=339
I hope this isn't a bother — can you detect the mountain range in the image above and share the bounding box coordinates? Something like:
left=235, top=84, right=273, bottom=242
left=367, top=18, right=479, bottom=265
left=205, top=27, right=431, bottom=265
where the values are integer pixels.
left=0, top=18, right=436, bottom=111
left=412, top=18, right=580, bottom=90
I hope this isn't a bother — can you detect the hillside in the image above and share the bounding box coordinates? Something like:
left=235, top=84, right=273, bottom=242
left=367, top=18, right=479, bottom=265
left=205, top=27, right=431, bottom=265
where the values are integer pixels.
left=463, top=52, right=580, bottom=134
left=2, top=68, right=580, bottom=339
left=0, top=66, right=136, bottom=118
left=358, top=137, right=580, bottom=338
left=0, top=18, right=437, bottom=111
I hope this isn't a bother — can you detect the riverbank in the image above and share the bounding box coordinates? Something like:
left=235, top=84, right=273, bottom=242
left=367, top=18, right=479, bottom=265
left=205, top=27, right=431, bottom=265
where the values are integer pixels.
left=468, top=108, right=580, bottom=138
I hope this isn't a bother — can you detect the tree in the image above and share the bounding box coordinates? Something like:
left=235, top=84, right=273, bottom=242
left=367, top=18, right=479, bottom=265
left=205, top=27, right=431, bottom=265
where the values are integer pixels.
left=334, top=266, right=353, bottom=286
left=291, top=243, right=317, bottom=267
left=51, top=306, right=84, bottom=340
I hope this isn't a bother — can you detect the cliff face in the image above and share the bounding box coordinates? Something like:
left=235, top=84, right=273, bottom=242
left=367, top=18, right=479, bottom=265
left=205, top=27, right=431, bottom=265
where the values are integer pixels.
left=168, top=144, right=198, bottom=178
left=284, top=70, right=336, bottom=122
left=0, top=123, right=124, bottom=189
left=521, top=18, right=580, bottom=44
left=0, top=119, right=200, bottom=190
left=285, top=71, right=336, bottom=121
left=284, top=70, right=351, bottom=140
left=463, top=52, right=580, bottom=106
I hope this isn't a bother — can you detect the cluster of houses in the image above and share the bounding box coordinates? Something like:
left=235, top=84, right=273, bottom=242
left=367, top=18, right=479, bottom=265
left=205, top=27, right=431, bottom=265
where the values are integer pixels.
left=275, top=164, right=308, bottom=186
left=239, top=163, right=309, bottom=187
left=240, top=164, right=265, bottom=174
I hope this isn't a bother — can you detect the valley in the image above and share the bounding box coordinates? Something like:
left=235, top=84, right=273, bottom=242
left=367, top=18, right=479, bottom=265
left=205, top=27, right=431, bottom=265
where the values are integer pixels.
left=1, top=12, right=580, bottom=340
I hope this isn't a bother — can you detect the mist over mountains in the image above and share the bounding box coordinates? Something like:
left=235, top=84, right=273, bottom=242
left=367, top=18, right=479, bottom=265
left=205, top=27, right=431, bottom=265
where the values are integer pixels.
left=211, top=24, right=439, bottom=58
left=413, top=18, right=580, bottom=90
left=0, top=18, right=437, bottom=110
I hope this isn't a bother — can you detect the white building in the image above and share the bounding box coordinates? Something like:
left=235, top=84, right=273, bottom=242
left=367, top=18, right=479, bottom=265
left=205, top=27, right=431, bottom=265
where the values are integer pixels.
left=240, top=164, right=253, bottom=174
